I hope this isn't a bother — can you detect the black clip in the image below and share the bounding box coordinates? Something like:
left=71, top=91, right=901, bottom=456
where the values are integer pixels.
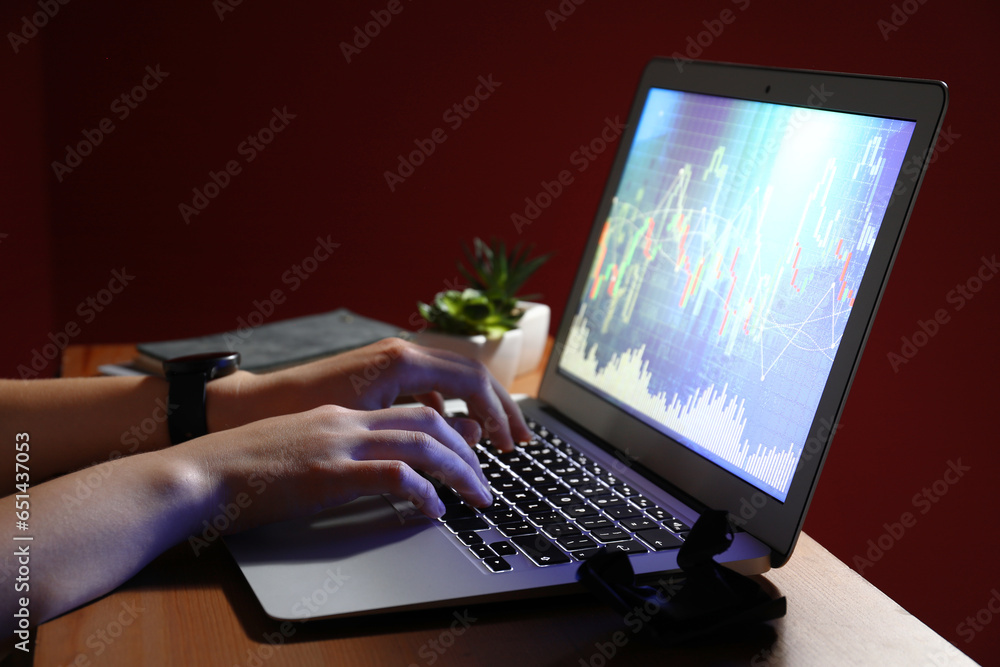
left=576, top=509, right=785, bottom=644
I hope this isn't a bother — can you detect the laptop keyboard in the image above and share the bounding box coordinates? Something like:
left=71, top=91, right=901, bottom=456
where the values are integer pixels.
left=432, top=417, right=691, bottom=573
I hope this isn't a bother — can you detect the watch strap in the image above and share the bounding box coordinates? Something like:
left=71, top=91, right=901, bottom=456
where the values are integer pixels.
left=163, top=352, right=240, bottom=445
left=167, top=372, right=209, bottom=445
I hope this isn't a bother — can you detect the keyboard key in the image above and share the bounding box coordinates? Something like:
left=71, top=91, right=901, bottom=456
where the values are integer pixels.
left=576, top=515, right=614, bottom=530
left=548, top=493, right=582, bottom=508
left=663, top=518, right=691, bottom=534
left=561, top=503, right=600, bottom=519
left=498, top=522, right=538, bottom=537
left=479, top=497, right=510, bottom=513
left=446, top=517, right=489, bottom=532
left=542, top=522, right=582, bottom=539
left=441, top=504, right=477, bottom=521
left=605, top=505, right=641, bottom=520
left=469, top=544, right=495, bottom=559
left=511, top=535, right=571, bottom=566
left=575, top=484, right=605, bottom=498
left=490, top=541, right=518, bottom=557
left=561, top=474, right=590, bottom=487
left=515, top=500, right=550, bottom=514
left=504, top=490, right=537, bottom=503
left=590, top=494, right=626, bottom=509
left=635, top=529, right=684, bottom=551
left=484, top=556, right=512, bottom=572
left=604, top=540, right=648, bottom=554
left=497, top=452, right=528, bottom=466
left=527, top=512, right=563, bottom=526
left=536, top=483, right=571, bottom=497
left=646, top=507, right=671, bottom=521
left=630, top=496, right=656, bottom=510
left=612, top=483, right=639, bottom=497
left=591, top=527, right=631, bottom=543
left=492, top=480, right=528, bottom=495
left=533, top=454, right=560, bottom=467
left=570, top=547, right=603, bottom=560
left=523, top=473, right=558, bottom=487
left=456, top=532, right=483, bottom=546
left=557, top=536, right=598, bottom=551
left=621, top=517, right=657, bottom=531
left=524, top=445, right=554, bottom=458
left=484, top=510, right=522, bottom=525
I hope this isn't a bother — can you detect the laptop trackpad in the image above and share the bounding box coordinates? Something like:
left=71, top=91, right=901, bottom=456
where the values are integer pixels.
left=225, top=495, right=492, bottom=620
left=227, top=494, right=435, bottom=565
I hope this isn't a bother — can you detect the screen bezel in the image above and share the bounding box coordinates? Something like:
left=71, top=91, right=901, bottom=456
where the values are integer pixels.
left=537, top=59, right=948, bottom=566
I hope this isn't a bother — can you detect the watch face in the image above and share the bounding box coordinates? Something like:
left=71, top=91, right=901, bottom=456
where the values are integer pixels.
left=164, top=352, right=241, bottom=378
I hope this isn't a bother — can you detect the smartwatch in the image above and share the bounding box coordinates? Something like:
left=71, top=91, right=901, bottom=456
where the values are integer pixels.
left=163, top=352, right=241, bottom=445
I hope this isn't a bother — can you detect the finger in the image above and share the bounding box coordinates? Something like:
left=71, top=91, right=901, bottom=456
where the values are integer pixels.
left=393, top=345, right=530, bottom=452
left=346, top=459, right=446, bottom=519
left=358, top=430, right=493, bottom=508
left=358, top=406, right=491, bottom=496
left=445, top=416, right=482, bottom=446
left=477, top=374, right=533, bottom=452
left=427, top=347, right=533, bottom=447
left=413, top=391, right=446, bottom=416
left=365, top=405, right=487, bottom=484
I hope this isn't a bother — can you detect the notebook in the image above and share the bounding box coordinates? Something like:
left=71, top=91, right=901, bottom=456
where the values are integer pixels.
left=224, top=59, right=948, bottom=620
left=135, top=308, right=404, bottom=374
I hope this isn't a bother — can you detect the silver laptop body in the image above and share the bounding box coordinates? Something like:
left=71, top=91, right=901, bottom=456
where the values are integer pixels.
left=226, top=59, right=947, bottom=620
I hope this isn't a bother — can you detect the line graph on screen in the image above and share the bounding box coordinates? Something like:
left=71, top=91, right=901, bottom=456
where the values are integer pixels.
left=559, top=89, right=915, bottom=499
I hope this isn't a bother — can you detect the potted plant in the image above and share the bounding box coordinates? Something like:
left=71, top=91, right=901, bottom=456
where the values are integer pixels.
left=414, top=238, right=551, bottom=387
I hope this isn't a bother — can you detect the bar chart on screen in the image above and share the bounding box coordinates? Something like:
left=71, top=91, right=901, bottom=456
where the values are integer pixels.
left=560, top=88, right=916, bottom=499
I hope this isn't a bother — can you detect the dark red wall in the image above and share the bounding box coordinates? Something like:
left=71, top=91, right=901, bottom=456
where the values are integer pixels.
left=1, top=10, right=51, bottom=381
left=3, top=0, right=999, bottom=662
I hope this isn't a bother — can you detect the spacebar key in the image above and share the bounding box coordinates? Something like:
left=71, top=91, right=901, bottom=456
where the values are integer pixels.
left=510, top=535, right=571, bottom=566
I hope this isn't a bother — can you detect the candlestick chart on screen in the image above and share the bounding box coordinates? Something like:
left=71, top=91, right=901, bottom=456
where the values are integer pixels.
left=558, top=89, right=915, bottom=500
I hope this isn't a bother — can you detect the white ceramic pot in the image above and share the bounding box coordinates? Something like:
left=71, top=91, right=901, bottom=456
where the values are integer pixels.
left=411, top=327, right=524, bottom=389
left=515, top=301, right=550, bottom=375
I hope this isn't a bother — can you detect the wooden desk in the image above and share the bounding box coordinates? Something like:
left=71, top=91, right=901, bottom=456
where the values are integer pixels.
left=38, top=344, right=974, bottom=666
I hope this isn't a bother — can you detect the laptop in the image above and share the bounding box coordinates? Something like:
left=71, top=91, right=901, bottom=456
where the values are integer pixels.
left=225, top=59, right=948, bottom=620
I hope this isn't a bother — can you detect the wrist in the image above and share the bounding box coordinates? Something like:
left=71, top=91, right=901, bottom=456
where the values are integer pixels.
left=169, top=418, right=283, bottom=535
left=141, top=447, right=218, bottom=537
left=124, top=445, right=234, bottom=563
left=205, top=369, right=260, bottom=433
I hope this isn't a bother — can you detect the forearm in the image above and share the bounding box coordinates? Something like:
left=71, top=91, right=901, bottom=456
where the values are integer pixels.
left=1, top=446, right=212, bottom=635
left=0, top=373, right=258, bottom=481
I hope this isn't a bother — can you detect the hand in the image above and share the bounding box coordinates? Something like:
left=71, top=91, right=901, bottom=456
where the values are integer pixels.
left=181, top=403, right=496, bottom=530
left=212, top=338, right=533, bottom=452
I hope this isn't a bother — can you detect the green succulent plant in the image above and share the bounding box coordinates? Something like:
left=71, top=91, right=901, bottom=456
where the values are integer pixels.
left=418, top=238, right=551, bottom=340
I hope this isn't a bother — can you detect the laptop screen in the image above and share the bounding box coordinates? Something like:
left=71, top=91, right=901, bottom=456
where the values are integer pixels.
left=557, top=87, right=916, bottom=502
